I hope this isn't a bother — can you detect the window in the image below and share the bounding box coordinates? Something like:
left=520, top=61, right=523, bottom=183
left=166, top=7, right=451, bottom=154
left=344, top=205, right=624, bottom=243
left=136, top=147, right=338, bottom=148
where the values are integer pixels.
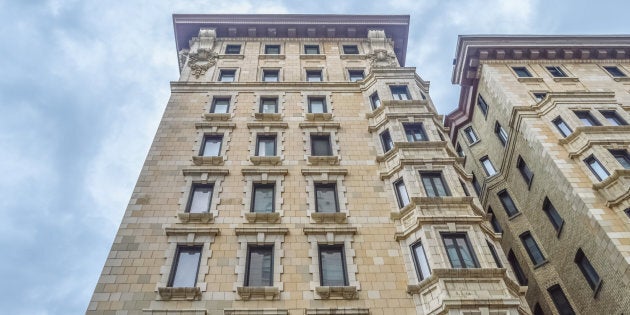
left=584, top=155, right=610, bottom=181
left=472, top=174, right=481, bottom=197
left=512, top=66, right=532, bottom=78
left=543, top=198, right=564, bottom=233
left=604, top=66, right=627, bottom=77
left=546, top=65, right=568, bottom=77
left=256, top=135, right=276, bottom=157
left=533, top=92, right=547, bottom=102
left=211, top=97, right=230, bottom=113
left=498, top=190, right=519, bottom=217
left=245, top=245, right=273, bottom=286
left=488, top=207, right=502, bottom=233
left=574, top=111, right=601, bottom=126
left=533, top=304, right=544, bottom=315
left=308, top=97, right=327, bottom=113
left=547, top=285, right=575, bottom=315
left=520, top=232, right=546, bottom=265
left=264, top=45, right=280, bottom=54
left=168, top=246, right=202, bottom=287
left=494, top=122, right=508, bottom=146
left=403, top=123, right=427, bottom=142
left=517, top=156, right=534, bottom=187
left=390, top=85, right=411, bottom=100
left=459, top=179, right=470, bottom=197
left=421, top=172, right=451, bottom=197
left=441, top=233, right=479, bottom=268
left=348, top=70, right=364, bottom=82
left=553, top=117, right=572, bottom=137
left=464, top=126, right=479, bottom=143
left=380, top=130, right=393, bottom=153
left=259, top=98, right=278, bottom=113
left=480, top=156, right=497, bottom=176
left=487, top=240, right=503, bottom=268
left=225, top=44, right=241, bottom=54
left=574, top=249, right=601, bottom=291
left=262, top=69, right=279, bottom=82
left=370, top=92, right=381, bottom=110
left=315, top=183, right=338, bottom=213
left=610, top=149, right=630, bottom=169
left=319, top=245, right=348, bottom=286
left=342, top=45, right=359, bottom=54
left=600, top=110, right=628, bottom=126
left=304, top=45, right=320, bottom=54
left=306, top=70, right=322, bottom=82
left=411, top=241, right=431, bottom=281
left=311, top=134, right=333, bottom=156
left=393, top=179, right=410, bottom=208
left=219, top=69, right=236, bottom=82
left=477, top=95, right=489, bottom=117
left=624, top=208, right=630, bottom=218
left=508, top=250, right=528, bottom=285
left=201, top=135, right=222, bottom=156
left=456, top=143, right=465, bottom=158
left=187, top=184, right=213, bottom=213
left=252, top=184, right=275, bottom=213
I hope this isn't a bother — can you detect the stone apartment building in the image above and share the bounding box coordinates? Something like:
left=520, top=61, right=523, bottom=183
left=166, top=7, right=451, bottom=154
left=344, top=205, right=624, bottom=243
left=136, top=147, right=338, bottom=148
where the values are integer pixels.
left=445, top=36, right=630, bottom=314
left=87, top=15, right=531, bottom=315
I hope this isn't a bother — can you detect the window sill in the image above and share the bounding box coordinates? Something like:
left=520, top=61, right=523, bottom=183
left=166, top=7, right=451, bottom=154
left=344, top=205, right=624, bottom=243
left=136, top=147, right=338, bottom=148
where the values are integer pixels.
left=254, top=113, right=282, bottom=121
left=192, top=156, right=224, bottom=166
left=311, top=212, right=347, bottom=223
left=592, top=280, right=603, bottom=298
left=340, top=54, right=364, bottom=60
left=203, top=113, right=231, bottom=121
left=178, top=212, right=214, bottom=223
left=507, top=212, right=522, bottom=221
left=245, top=212, right=280, bottom=223
left=305, top=113, right=333, bottom=121
left=553, top=77, right=579, bottom=83
left=250, top=156, right=282, bottom=166
left=613, top=77, right=630, bottom=82
left=258, top=54, right=285, bottom=60
left=300, top=54, right=326, bottom=60
left=517, top=77, right=544, bottom=83
left=157, top=287, right=201, bottom=301
left=307, top=155, right=339, bottom=166
left=533, top=260, right=549, bottom=270
left=305, top=308, right=368, bottom=315
left=468, top=139, right=481, bottom=147
left=555, top=221, right=565, bottom=238
left=315, top=286, right=358, bottom=300
left=219, top=54, right=244, bottom=60
left=237, top=286, right=279, bottom=300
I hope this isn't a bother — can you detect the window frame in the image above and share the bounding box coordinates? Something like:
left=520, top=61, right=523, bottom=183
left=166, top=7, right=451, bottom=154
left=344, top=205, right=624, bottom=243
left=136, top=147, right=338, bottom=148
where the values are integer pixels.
left=393, top=178, right=410, bottom=208
left=244, top=245, right=274, bottom=287
left=259, top=97, right=279, bottom=114
left=477, top=95, right=489, bottom=117
left=498, top=189, right=519, bottom=217
left=471, top=174, right=481, bottom=197
left=306, top=69, right=323, bottom=82
left=210, top=97, right=231, bottom=114
left=584, top=155, right=610, bottom=181
left=488, top=207, right=502, bottom=233
left=318, top=244, right=349, bottom=286
left=552, top=116, right=573, bottom=137
left=420, top=172, right=451, bottom=197
left=600, top=110, right=628, bottom=126
left=225, top=44, right=241, bottom=54
left=480, top=156, right=497, bottom=176
left=310, top=134, right=333, bottom=156
left=464, top=126, right=479, bottom=144
left=380, top=130, right=393, bottom=153
left=218, top=69, right=236, bottom=82
left=314, top=183, right=339, bottom=213
left=542, top=197, right=564, bottom=235
left=390, top=85, right=411, bottom=100
left=342, top=45, right=359, bottom=54
left=494, top=122, right=508, bottom=146
left=508, top=250, right=528, bottom=286
left=574, top=110, right=601, bottom=126
left=167, top=245, right=203, bottom=288
left=304, top=44, right=320, bottom=54
left=603, top=65, right=627, bottom=77
left=186, top=183, right=214, bottom=214
left=609, top=149, right=630, bottom=169
left=574, top=248, right=602, bottom=293
left=533, top=92, right=547, bottom=102
left=264, top=44, right=281, bottom=54
left=547, top=284, right=576, bottom=315
left=546, top=65, right=568, bottom=78
left=516, top=156, right=534, bottom=188
left=255, top=135, right=277, bottom=157
left=262, top=69, right=280, bottom=82
left=486, top=240, right=503, bottom=268
left=369, top=92, right=381, bottom=110
left=348, top=69, right=364, bottom=82
left=411, top=241, right=431, bottom=281
left=308, top=97, right=327, bottom=113
left=520, top=231, right=546, bottom=266
left=441, top=233, right=480, bottom=269
left=200, top=134, right=223, bottom=157
left=512, top=66, right=533, bottom=78
left=251, top=183, right=275, bottom=213
left=403, top=123, right=428, bottom=142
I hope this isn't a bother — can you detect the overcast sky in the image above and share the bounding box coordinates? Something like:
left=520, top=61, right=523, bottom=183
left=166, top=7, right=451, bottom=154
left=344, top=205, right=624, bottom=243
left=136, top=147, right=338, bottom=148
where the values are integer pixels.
left=0, top=0, right=627, bottom=314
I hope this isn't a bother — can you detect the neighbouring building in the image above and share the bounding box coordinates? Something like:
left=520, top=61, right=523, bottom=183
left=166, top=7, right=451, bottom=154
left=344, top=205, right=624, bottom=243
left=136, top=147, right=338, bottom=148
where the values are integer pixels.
left=87, top=14, right=532, bottom=315
left=445, top=36, right=630, bottom=315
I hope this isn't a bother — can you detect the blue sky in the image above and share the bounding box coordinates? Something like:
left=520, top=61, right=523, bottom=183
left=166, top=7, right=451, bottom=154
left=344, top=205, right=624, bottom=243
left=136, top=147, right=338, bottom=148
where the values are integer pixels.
left=0, top=0, right=627, bottom=313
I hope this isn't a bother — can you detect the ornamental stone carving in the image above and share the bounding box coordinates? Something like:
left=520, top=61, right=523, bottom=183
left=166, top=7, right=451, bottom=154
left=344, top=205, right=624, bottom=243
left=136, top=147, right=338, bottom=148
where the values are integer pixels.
left=367, top=49, right=397, bottom=68
left=187, top=49, right=218, bottom=78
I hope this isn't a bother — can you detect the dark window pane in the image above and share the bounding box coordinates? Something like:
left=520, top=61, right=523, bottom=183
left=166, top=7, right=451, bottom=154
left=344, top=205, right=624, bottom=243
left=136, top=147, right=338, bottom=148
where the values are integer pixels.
left=304, top=45, right=320, bottom=54
left=421, top=172, right=450, bottom=197
left=265, top=45, right=280, bottom=54
left=442, top=233, right=479, bottom=268
left=517, top=156, right=534, bottom=186
left=245, top=246, right=273, bottom=286
left=319, top=245, right=347, bottom=286
left=604, top=66, right=626, bottom=77
left=311, top=135, right=332, bottom=156
left=370, top=92, right=381, bottom=109
left=404, top=123, right=427, bottom=142
left=219, top=70, right=236, bottom=82
left=390, top=85, right=411, bottom=100
left=252, top=184, right=274, bottom=213
left=494, top=122, right=508, bottom=146
left=256, top=136, right=276, bottom=156
left=472, top=175, right=481, bottom=197
left=188, top=184, right=212, bottom=213
left=487, top=240, right=503, bottom=268
left=553, top=117, right=572, bottom=137
left=584, top=155, right=609, bottom=181
left=263, top=70, right=279, bottom=82
left=574, top=249, right=601, bottom=290
left=600, top=110, right=627, bottom=126
left=169, top=246, right=202, bottom=287
left=309, top=97, right=326, bottom=113
left=380, top=130, right=393, bottom=152
left=520, top=232, right=546, bottom=265
left=394, top=179, right=410, bottom=208
left=508, top=250, right=528, bottom=285
left=306, top=70, right=322, bottom=82
left=343, top=45, right=359, bottom=54
left=546, top=66, right=567, bottom=77
left=610, top=149, right=630, bottom=169
left=202, top=135, right=222, bottom=156
left=260, top=98, right=278, bottom=113
left=533, top=92, right=547, bottom=102
left=547, top=285, right=575, bottom=315
left=411, top=241, right=431, bottom=280
left=480, top=156, right=497, bottom=176
left=225, top=44, right=241, bottom=54
left=315, top=183, right=338, bottom=213
left=477, top=95, right=488, bottom=116
left=348, top=70, right=364, bottom=82
left=498, top=190, right=519, bottom=216
left=211, top=98, right=230, bottom=113
left=464, top=127, right=478, bottom=143
left=533, top=304, right=544, bottom=315
left=574, top=111, right=600, bottom=126
left=488, top=207, right=502, bottom=233
left=543, top=198, right=564, bottom=232
left=512, top=67, right=532, bottom=77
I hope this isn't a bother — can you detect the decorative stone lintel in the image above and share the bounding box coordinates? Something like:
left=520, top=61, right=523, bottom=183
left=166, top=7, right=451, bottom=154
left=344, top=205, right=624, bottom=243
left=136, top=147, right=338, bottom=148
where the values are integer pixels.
left=258, top=54, right=286, bottom=60
left=407, top=268, right=508, bottom=295
left=375, top=141, right=448, bottom=162
left=305, top=113, right=333, bottom=121
left=253, top=113, right=283, bottom=121
left=381, top=99, right=428, bottom=107
left=182, top=168, right=229, bottom=177
left=178, top=212, right=214, bottom=223
left=517, top=77, right=544, bottom=83
left=236, top=286, right=280, bottom=300
left=192, top=156, right=224, bottom=166
left=241, top=168, right=288, bottom=176
left=195, top=122, right=236, bottom=129
left=250, top=156, right=282, bottom=166
left=224, top=309, right=288, bottom=315
left=315, top=286, right=358, bottom=300
left=303, top=226, right=357, bottom=235
left=245, top=212, right=281, bottom=224
left=219, top=54, right=245, bottom=60
left=592, top=169, right=630, bottom=206
left=311, top=212, right=347, bottom=223
left=235, top=227, right=289, bottom=236
left=305, top=308, right=369, bottom=315
left=307, top=155, right=340, bottom=166
left=247, top=121, right=287, bottom=129
left=300, top=54, right=326, bottom=60
left=394, top=216, right=484, bottom=241
left=203, top=113, right=231, bottom=121
left=339, top=54, right=366, bottom=61
left=157, top=287, right=201, bottom=301
left=613, top=77, right=630, bottom=82
left=165, top=226, right=220, bottom=237
left=301, top=168, right=348, bottom=176
left=299, top=122, right=341, bottom=129
left=553, top=77, right=580, bottom=82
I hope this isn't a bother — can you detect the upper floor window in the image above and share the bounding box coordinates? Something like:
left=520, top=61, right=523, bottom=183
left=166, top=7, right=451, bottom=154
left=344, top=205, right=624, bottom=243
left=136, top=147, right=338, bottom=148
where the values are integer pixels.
left=508, top=250, right=528, bottom=285
left=319, top=245, right=348, bottom=286
left=211, top=97, right=230, bottom=113
left=225, top=44, right=241, bottom=54
left=547, top=285, right=576, bottom=315
left=421, top=172, right=450, bottom=197
left=459, top=179, right=470, bottom=197
left=512, top=66, right=532, bottom=78
left=487, top=240, right=503, bottom=268
left=390, top=85, right=411, bottom=100
left=546, top=65, right=568, bottom=77
left=262, top=69, right=279, bottom=82
left=543, top=198, right=564, bottom=233
left=187, top=184, right=213, bottom=213
left=256, top=135, right=276, bottom=157
left=252, top=183, right=275, bottom=213
left=533, top=304, right=544, bottom=315
left=609, top=149, right=630, bottom=169
left=264, top=45, right=280, bottom=54
left=488, top=207, right=502, bottom=233
left=498, top=189, right=519, bottom=217
left=494, top=122, right=508, bottom=146
left=625, top=208, right=630, bottom=219
left=304, top=45, right=320, bottom=54
left=464, top=126, right=479, bottom=144
left=411, top=241, right=431, bottom=281
left=553, top=116, right=573, bottom=137
left=441, top=233, right=479, bottom=268
left=380, top=130, right=394, bottom=153
left=603, top=66, right=627, bottom=77
left=517, top=156, right=534, bottom=187
left=342, top=45, right=359, bottom=54
left=574, top=111, right=601, bottom=126
left=456, top=143, right=465, bottom=157
left=370, top=92, right=381, bottom=110
left=404, top=123, right=427, bottom=142
left=260, top=97, right=278, bottom=113
left=477, top=95, right=489, bottom=117
left=533, top=92, right=547, bottom=102
left=245, top=245, right=273, bottom=286
left=471, top=174, right=481, bottom=197
left=315, top=183, right=339, bottom=213
left=348, top=70, right=364, bottom=82
left=201, top=135, right=222, bottom=156
left=306, top=70, right=323, bottom=82
left=584, top=155, right=610, bottom=181
left=311, top=134, right=333, bottom=156
left=219, top=69, right=236, bottom=82
left=520, top=231, right=546, bottom=266
left=480, top=156, right=497, bottom=176
left=600, top=110, right=628, bottom=126
left=574, top=249, right=601, bottom=292
left=393, top=178, right=410, bottom=208
left=168, top=245, right=202, bottom=287
left=308, top=97, right=327, bottom=113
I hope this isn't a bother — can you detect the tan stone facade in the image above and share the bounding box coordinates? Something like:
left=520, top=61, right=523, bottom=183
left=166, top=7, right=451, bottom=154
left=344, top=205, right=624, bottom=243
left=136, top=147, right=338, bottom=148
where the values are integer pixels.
left=446, top=36, right=630, bottom=314
left=88, top=16, right=528, bottom=315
